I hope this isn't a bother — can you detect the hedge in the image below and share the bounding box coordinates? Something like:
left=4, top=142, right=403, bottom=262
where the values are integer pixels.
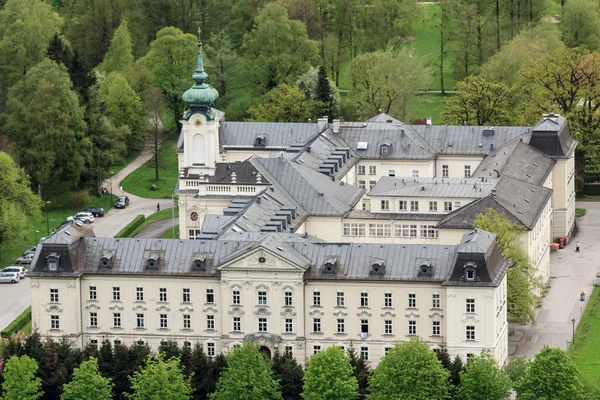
left=1, top=306, right=32, bottom=338
left=114, top=215, right=146, bottom=238
left=584, top=183, right=600, bottom=196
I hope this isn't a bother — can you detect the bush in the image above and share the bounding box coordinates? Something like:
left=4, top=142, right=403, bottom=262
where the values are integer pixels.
left=49, top=190, right=93, bottom=210
left=1, top=307, right=32, bottom=338
left=114, top=215, right=145, bottom=238
left=583, top=184, right=600, bottom=196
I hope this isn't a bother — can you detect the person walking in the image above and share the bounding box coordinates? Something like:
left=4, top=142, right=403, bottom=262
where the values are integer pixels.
left=157, top=203, right=160, bottom=212
left=576, top=241, right=580, bottom=252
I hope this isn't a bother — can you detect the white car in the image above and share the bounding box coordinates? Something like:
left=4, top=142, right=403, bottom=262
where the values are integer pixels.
left=73, top=212, right=94, bottom=223
left=3, top=266, right=26, bottom=279
left=0, top=272, right=19, bottom=283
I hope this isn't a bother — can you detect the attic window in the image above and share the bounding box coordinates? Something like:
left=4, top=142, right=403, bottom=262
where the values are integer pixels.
left=418, top=261, right=432, bottom=276
left=193, top=254, right=207, bottom=270
left=146, top=253, right=159, bottom=269
left=323, top=257, right=338, bottom=274
left=357, top=142, right=368, bottom=150
left=258, top=256, right=266, bottom=264
left=464, top=263, right=478, bottom=281
left=254, top=135, right=266, bottom=147
left=380, top=145, right=390, bottom=156
left=370, top=259, right=385, bottom=275
left=99, top=254, right=113, bottom=268
left=46, top=253, right=60, bottom=272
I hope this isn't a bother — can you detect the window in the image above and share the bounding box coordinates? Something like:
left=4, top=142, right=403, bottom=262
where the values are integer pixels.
left=421, top=225, right=439, bottom=238
left=360, top=346, right=369, bottom=360
left=369, top=180, right=377, bottom=190
left=369, top=165, right=377, bottom=175
left=466, top=269, right=475, bottom=281
left=183, top=288, right=190, bottom=303
left=114, top=340, right=122, bottom=346
left=384, top=320, right=393, bottom=334
left=361, top=319, right=369, bottom=334
left=188, top=229, right=202, bottom=239
left=381, top=200, right=390, bottom=211
left=313, top=318, right=321, bottom=333
left=285, top=346, right=293, bottom=355
left=113, top=313, right=121, bottom=328
left=444, top=202, right=453, bottom=212
left=408, top=293, right=416, bottom=309
left=442, top=165, right=449, bottom=178
left=90, top=339, right=98, bottom=348
left=89, top=286, right=97, bottom=301
left=159, top=288, right=167, bottom=302
left=358, top=165, right=366, bottom=175
left=258, top=318, right=268, bottom=332
left=337, top=318, right=345, bottom=333
left=343, top=223, right=365, bottom=236
left=369, top=224, right=391, bottom=237
left=89, top=312, right=98, bottom=327
left=466, top=299, right=475, bottom=313
left=112, top=287, right=120, bottom=301
left=360, top=292, right=369, bottom=307
left=381, top=145, right=389, bottom=156
left=410, top=201, right=419, bottom=212
left=183, top=315, right=191, bottom=330
left=336, top=292, right=345, bottom=307
left=384, top=347, right=392, bottom=356
left=206, top=315, right=215, bottom=330
left=384, top=293, right=393, bottom=308
left=432, top=294, right=440, bottom=309
left=398, top=200, right=407, bottom=211
left=258, top=291, right=267, bottom=306
left=395, top=224, right=410, bottom=237
left=454, top=201, right=462, bottom=209
left=312, top=291, right=321, bottom=306
left=232, top=290, right=241, bottom=305
left=388, top=169, right=395, bottom=177
left=408, top=320, right=417, bottom=336
left=284, top=291, right=293, bottom=306
left=232, top=317, right=241, bottom=332
left=160, top=314, right=168, bottom=329
left=466, top=326, right=475, bottom=341
left=464, top=165, right=471, bottom=178
left=136, top=287, right=144, bottom=302
left=429, top=201, right=438, bottom=212
left=136, top=340, right=145, bottom=346
left=432, top=321, right=441, bottom=336
left=136, top=313, right=144, bottom=329
left=466, top=353, right=474, bottom=360
left=313, top=345, right=321, bottom=355
left=410, top=225, right=418, bottom=238
left=207, top=342, right=215, bottom=357
left=50, top=315, right=60, bottom=330
left=358, top=180, right=366, bottom=189
left=412, top=169, right=419, bottom=178
left=285, top=318, right=293, bottom=333
left=206, top=288, right=214, bottom=304
left=50, top=288, right=59, bottom=303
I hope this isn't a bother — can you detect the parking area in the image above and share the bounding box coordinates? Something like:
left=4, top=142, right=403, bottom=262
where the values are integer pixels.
left=0, top=278, right=30, bottom=331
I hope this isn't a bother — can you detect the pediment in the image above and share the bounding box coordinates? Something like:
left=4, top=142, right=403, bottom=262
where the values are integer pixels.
left=218, top=247, right=309, bottom=273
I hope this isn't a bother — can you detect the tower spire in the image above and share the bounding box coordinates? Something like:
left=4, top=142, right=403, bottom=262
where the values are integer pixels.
left=193, top=28, right=208, bottom=85
left=182, top=27, right=219, bottom=112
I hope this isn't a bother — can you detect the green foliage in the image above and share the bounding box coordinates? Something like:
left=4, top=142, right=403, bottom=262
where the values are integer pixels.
left=0, top=307, right=31, bottom=338
left=302, top=346, right=357, bottom=400
left=272, top=352, right=303, bottom=400
left=6, top=58, right=90, bottom=194
left=247, top=84, right=323, bottom=122
left=128, top=208, right=179, bottom=238
left=442, top=75, right=510, bottom=126
left=518, top=346, right=584, bottom=400
left=296, top=67, right=340, bottom=119
left=97, top=19, right=134, bottom=75
left=584, top=184, right=600, bottom=196
left=576, top=208, right=587, bottom=217
left=457, top=350, right=510, bottom=400
left=204, top=30, right=241, bottom=109
left=2, top=355, right=43, bottom=400
left=561, top=0, right=600, bottom=52
left=126, top=353, right=193, bottom=400
left=474, top=208, right=539, bottom=323
left=114, top=215, right=145, bottom=238
left=211, top=342, right=282, bottom=400
left=61, top=357, right=113, bottom=400
left=346, top=345, right=371, bottom=398
left=503, top=356, right=531, bottom=389
left=368, top=339, right=450, bottom=400
left=241, top=3, right=318, bottom=93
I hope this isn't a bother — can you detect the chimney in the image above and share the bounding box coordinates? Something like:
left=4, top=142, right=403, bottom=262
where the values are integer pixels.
left=256, top=197, right=262, bottom=204
left=333, top=119, right=340, bottom=134
left=489, top=143, right=495, bottom=152
left=426, top=117, right=432, bottom=126
left=317, top=116, right=328, bottom=132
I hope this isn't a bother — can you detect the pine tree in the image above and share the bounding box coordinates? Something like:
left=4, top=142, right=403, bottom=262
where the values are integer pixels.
left=272, top=352, right=303, bottom=400
left=347, top=345, right=371, bottom=398
left=316, top=66, right=331, bottom=105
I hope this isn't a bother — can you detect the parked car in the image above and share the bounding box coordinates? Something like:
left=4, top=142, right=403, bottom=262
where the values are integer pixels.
left=3, top=266, right=26, bottom=279
left=0, top=272, right=19, bottom=283
left=15, top=253, right=34, bottom=265
left=85, top=207, right=105, bottom=217
left=23, top=246, right=36, bottom=256
left=114, top=196, right=130, bottom=209
left=74, top=212, right=94, bottom=223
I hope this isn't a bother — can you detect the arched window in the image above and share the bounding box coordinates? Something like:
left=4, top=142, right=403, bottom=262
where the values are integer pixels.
left=192, top=134, right=206, bottom=165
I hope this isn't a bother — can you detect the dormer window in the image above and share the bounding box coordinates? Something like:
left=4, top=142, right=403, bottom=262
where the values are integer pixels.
left=46, top=253, right=60, bottom=272
left=380, top=145, right=390, bottom=156
left=418, top=261, right=432, bottom=276
left=254, top=135, right=266, bottom=147
left=99, top=254, right=113, bottom=268
left=193, top=254, right=207, bottom=270
left=323, top=257, right=338, bottom=274
left=370, top=259, right=385, bottom=275
left=146, top=253, right=159, bottom=269
left=464, top=263, right=478, bottom=281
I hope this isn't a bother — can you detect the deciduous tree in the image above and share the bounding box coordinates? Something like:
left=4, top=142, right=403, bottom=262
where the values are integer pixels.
left=1, top=355, right=43, bottom=400
left=302, top=346, right=357, bottom=400
left=61, top=357, right=113, bottom=400
left=204, top=30, right=241, bottom=109
left=561, top=0, right=600, bottom=52
left=97, top=19, right=134, bottom=75
left=457, top=350, right=510, bottom=400
left=126, top=354, right=193, bottom=400
left=247, top=84, right=322, bottom=122
left=503, top=356, right=530, bottom=390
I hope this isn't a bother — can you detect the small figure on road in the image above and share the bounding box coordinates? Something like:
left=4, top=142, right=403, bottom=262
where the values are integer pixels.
left=120, top=185, right=123, bottom=194
left=157, top=203, right=160, bottom=212
left=576, top=241, right=580, bottom=252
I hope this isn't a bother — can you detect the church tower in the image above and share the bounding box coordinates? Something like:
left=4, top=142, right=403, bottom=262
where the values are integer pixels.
left=180, top=29, right=220, bottom=177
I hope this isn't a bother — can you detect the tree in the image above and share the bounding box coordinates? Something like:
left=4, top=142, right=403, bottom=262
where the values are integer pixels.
left=5, top=58, right=90, bottom=195
left=457, top=350, right=510, bottom=400
left=138, top=27, right=196, bottom=130
left=241, top=3, right=318, bottom=93
left=211, top=342, right=282, bottom=400
left=272, top=352, right=303, bottom=400
left=146, top=86, right=165, bottom=181
left=474, top=209, right=539, bottom=323
left=61, top=357, right=113, bottom=400
left=247, top=84, right=322, bottom=122
left=204, top=30, right=241, bottom=108
left=437, top=0, right=453, bottom=94
left=349, top=47, right=432, bottom=121
left=441, top=75, right=510, bottom=126
left=347, top=345, right=371, bottom=398
left=503, top=356, right=531, bottom=391
left=2, top=355, right=43, bottom=400
left=296, top=67, right=340, bottom=119
left=452, top=3, right=479, bottom=80
left=302, top=346, right=357, bottom=400
left=367, top=339, right=449, bottom=400
left=561, top=0, right=600, bottom=52
left=97, top=19, right=134, bottom=75
left=517, top=346, right=584, bottom=400
left=126, top=354, right=193, bottom=400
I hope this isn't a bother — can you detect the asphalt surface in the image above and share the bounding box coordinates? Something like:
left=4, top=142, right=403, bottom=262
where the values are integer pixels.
left=0, top=278, right=31, bottom=331
left=135, top=218, right=179, bottom=239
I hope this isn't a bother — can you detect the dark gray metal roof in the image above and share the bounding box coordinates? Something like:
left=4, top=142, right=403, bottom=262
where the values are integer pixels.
left=369, top=176, right=496, bottom=198
left=528, top=114, right=577, bottom=159
left=457, top=229, right=496, bottom=253
left=220, top=122, right=320, bottom=149
left=346, top=210, right=441, bottom=221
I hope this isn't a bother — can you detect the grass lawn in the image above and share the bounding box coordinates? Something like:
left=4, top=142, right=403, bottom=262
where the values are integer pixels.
left=570, top=287, right=600, bottom=386
left=161, top=225, right=179, bottom=239
left=130, top=208, right=180, bottom=237
left=409, top=93, right=452, bottom=123
left=121, top=133, right=179, bottom=198
left=576, top=208, right=587, bottom=217
left=110, top=151, right=141, bottom=176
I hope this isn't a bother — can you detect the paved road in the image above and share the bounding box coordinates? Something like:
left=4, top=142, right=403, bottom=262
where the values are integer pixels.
left=0, top=279, right=31, bottom=331
left=136, top=218, right=179, bottom=239
left=511, top=201, right=600, bottom=358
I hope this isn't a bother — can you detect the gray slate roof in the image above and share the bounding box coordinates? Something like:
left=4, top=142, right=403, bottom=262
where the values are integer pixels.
left=220, top=122, right=320, bottom=149
left=457, top=229, right=496, bottom=253
left=369, top=177, right=496, bottom=198
left=528, top=114, right=577, bottom=159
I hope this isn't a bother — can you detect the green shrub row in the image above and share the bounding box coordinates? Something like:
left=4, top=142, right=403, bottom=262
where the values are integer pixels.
left=583, top=184, right=600, bottom=196
left=1, top=306, right=32, bottom=338
left=572, top=322, right=592, bottom=356
left=114, top=215, right=146, bottom=238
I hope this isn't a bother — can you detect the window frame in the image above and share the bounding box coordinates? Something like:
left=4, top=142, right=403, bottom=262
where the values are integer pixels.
left=50, top=288, right=59, bottom=303
left=50, top=315, right=60, bottom=330
left=182, top=288, right=191, bottom=303
left=408, top=320, right=417, bottom=336
left=258, top=317, right=268, bottom=332
left=136, top=287, right=144, bottom=302
left=112, top=286, right=121, bottom=301
left=206, top=288, right=214, bottom=304
left=360, top=292, right=369, bottom=307
left=384, top=292, right=393, bottom=308
left=89, top=286, right=97, bottom=301
left=258, top=291, right=268, bottom=306
left=206, top=315, right=215, bottom=330
left=159, top=288, right=168, bottom=303
left=113, top=313, right=121, bottom=328
left=89, top=312, right=98, bottom=328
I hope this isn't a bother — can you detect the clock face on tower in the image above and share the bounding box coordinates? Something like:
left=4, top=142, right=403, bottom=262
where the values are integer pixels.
left=194, top=119, right=203, bottom=127
left=190, top=212, right=199, bottom=221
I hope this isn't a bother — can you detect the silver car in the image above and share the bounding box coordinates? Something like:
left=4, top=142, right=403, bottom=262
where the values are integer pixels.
left=0, top=272, right=20, bottom=283
left=3, top=266, right=26, bottom=279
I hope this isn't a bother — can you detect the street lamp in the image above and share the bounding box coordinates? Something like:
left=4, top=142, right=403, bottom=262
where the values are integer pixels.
left=572, top=318, right=576, bottom=345
left=45, top=201, right=51, bottom=235
left=35, top=230, right=39, bottom=245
